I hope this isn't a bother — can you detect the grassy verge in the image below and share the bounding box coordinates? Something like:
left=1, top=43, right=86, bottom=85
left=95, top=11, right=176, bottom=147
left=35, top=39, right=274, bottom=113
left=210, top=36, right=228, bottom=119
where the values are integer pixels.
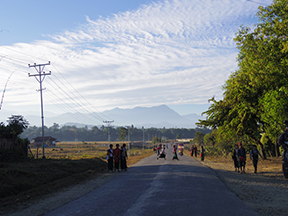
left=0, top=143, right=154, bottom=212
left=184, top=148, right=283, bottom=177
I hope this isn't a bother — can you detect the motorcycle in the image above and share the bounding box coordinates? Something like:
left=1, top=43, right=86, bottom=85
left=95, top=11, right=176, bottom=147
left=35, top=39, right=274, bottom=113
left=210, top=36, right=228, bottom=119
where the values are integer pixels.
left=178, top=143, right=184, bottom=156
left=282, top=143, right=288, bottom=178
left=278, top=120, right=288, bottom=178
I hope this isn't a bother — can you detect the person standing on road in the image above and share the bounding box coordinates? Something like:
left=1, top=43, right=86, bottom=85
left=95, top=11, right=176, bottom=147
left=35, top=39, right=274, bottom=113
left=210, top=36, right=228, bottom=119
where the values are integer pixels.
left=172, top=144, right=179, bottom=160
left=194, top=145, right=198, bottom=157
left=238, top=142, right=246, bottom=174
left=121, top=144, right=128, bottom=171
left=200, top=146, right=205, bottom=161
left=190, top=146, right=194, bottom=156
left=107, top=144, right=114, bottom=172
left=232, top=144, right=240, bottom=172
left=250, top=145, right=263, bottom=173
left=114, top=144, right=121, bottom=172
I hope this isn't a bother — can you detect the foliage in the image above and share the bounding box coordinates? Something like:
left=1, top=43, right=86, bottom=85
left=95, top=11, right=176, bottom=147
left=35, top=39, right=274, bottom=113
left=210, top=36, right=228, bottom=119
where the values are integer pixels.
left=194, top=132, right=204, bottom=145
left=152, top=136, right=162, bottom=144
left=0, top=115, right=29, bottom=139
left=118, top=127, right=128, bottom=141
left=197, top=0, right=288, bottom=158
left=204, top=133, right=213, bottom=146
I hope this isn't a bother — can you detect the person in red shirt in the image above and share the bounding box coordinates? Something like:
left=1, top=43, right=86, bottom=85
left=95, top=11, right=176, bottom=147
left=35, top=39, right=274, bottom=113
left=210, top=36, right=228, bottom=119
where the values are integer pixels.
left=156, top=144, right=162, bottom=159
left=114, top=144, right=121, bottom=172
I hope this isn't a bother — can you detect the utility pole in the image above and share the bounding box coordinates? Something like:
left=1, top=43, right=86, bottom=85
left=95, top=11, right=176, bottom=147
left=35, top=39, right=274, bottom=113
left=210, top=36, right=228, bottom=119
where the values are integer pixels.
left=103, top=120, right=114, bottom=146
left=142, top=126, right=145, bottom=150
left=28, top=62, right=51, bottom=159
left=125, top=125, right=131, bottom=156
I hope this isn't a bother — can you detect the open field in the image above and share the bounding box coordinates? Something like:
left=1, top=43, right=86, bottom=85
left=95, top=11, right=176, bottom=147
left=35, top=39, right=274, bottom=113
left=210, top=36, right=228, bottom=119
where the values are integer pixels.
left=30, top=141, right=152, bottom=160
left=0, top=141, right=154, bottom=214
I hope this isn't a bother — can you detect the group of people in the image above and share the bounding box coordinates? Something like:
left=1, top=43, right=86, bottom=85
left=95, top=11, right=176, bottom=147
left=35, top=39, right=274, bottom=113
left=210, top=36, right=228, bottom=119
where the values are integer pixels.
left=107, top=144, right=128, bottom=172
left=154, top=144, right=180, bottom=160
left=156, top=144, right=167, bottom=160
left=191, top=145, right=205, bottom=161
left=190, top=145, right=198, bottom=157
left=232, top=142, right=263, bottom=174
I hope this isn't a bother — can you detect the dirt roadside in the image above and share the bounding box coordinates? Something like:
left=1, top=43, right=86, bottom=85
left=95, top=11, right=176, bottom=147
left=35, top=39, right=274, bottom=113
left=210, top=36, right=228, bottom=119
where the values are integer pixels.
left=2, top=155, right=288, bottom=216
left=194, top=156, right=288, bottom=216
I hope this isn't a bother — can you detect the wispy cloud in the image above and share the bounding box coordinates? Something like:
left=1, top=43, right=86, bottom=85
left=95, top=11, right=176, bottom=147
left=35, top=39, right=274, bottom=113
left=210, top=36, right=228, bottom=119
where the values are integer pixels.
left=0, top=0, right=273, bottom=114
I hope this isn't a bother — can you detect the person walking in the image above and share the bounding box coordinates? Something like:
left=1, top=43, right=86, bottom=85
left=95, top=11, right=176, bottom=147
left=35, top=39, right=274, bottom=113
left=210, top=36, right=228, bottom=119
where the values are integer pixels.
left=250, top=145, right=263, bottom=173
left=238, top=142, right=246, bottom=174
left=232, top=144, right=240, bottom=172
left=200, top=146, right=205, bottom=161
left=172, top=144, right=179, bottom=160
left=114, top=144, right=121, bottom=172
left=159, top=146, right=166, bottom=159
left=107, top=144, right=114, bottom=172
left=156, top=144, right=162, bottom=160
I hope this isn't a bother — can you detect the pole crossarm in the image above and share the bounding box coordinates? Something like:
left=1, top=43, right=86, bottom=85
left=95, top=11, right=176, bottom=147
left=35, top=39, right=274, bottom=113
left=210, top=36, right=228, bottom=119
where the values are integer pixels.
left=28, top=71, right=51, bottom=77
left=28, top=61, right=50, bottom=68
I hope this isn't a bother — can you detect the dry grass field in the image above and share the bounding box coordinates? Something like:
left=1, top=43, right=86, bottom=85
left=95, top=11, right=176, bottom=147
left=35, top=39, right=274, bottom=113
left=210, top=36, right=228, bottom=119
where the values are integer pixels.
left=0, top=141, right=154, bottom=214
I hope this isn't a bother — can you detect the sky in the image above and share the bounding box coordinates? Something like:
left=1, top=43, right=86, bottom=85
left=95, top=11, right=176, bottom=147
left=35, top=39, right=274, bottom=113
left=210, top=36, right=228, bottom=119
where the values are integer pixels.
left=0, top=0, right=273, bottom=125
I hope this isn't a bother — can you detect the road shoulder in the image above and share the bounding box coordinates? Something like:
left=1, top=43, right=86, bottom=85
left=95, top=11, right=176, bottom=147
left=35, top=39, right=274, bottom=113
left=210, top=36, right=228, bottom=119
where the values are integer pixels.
left=192, top=156, right=288, bottom=216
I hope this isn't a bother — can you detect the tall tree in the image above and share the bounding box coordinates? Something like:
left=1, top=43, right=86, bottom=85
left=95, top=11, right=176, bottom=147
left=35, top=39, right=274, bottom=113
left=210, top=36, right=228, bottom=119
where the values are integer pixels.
left=198, top=0, right=288, bottom=158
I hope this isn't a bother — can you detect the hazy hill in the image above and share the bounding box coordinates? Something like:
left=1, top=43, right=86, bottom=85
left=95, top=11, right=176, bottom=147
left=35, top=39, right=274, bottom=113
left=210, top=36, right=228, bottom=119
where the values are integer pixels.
left=0, top=105, right=205, bottom=128
left=102, top=105, right=201, bottom=128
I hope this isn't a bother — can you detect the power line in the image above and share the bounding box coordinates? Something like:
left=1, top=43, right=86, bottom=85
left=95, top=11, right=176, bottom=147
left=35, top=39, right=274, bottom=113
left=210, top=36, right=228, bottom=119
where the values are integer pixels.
left=45, top=77, right=104, bottom=123
left=44, top=93, right=93, bottom=124
left=51, top=63, right=114, bottom=122
left=246, top=0, right=269, bottom=6
left=0, top=71, right=15, bottom=110
left=0, top=52, right=118, bottom=125
left=45, top=90, right=101, bottom=124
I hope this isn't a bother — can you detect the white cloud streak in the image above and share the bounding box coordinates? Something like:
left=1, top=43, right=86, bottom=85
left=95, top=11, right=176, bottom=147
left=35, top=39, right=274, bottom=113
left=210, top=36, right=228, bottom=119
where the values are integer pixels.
left=0, top=0, right=273, bottom=115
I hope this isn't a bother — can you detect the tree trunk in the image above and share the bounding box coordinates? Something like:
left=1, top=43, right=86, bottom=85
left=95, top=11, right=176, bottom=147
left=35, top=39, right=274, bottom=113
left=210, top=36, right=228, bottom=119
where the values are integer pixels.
left=275, top=139, right=280, bottom=157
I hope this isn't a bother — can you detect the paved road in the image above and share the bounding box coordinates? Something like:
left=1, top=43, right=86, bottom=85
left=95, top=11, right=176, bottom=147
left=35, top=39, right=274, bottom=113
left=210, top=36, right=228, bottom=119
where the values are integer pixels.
left=45, top=149, right=259, bottom=216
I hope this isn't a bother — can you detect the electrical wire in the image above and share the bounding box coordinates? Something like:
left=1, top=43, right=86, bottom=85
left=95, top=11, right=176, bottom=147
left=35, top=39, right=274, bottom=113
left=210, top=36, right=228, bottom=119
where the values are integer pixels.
left=0, top=71, right=15, bottom=110
left=51, top=63, right=114, bottom=122
left=0, top=49, right=119, bottom=127
left=246, top=0, right=269, bottom=6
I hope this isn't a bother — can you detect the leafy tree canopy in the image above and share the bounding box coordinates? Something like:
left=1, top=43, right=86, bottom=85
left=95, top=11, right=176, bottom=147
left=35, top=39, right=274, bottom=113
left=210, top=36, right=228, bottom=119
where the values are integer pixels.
left=197, top=0, right=288, bottom=158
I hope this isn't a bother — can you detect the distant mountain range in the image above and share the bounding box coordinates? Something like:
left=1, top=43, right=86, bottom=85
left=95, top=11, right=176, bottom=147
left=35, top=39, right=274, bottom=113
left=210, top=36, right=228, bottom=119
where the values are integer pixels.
left=0, top=105, right=206, bottom=128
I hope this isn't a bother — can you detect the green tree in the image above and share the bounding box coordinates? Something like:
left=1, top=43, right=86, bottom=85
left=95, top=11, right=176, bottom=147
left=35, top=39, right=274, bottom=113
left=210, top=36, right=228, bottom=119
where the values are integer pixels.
left=194, top=132, right=204, bottom=145
left=6, top=115, right=29, bottom=141
left=176, top=133, right=182, bottom=139
left=198, top=0, right=288, bottom=159
left=118, top=127, right=128, bottom=141
left=260, top=89, right=288, bottom=156
left=152, top=136, right=161, bottom=145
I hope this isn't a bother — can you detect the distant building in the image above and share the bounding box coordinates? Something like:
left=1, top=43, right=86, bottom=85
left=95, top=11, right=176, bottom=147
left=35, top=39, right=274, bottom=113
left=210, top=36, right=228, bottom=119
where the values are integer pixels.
left=30, top=136, right=58, bottom=148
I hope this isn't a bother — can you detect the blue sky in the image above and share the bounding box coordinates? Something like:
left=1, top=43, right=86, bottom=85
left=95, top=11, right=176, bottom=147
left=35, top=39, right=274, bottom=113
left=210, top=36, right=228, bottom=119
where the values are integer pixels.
left=0, top=0, right=273, bottom=125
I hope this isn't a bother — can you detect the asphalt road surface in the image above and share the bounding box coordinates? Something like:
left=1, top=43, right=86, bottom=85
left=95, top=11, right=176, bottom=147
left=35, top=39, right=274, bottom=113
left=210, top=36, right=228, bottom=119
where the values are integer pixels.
left=45, top=148, right=259, bottom=216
